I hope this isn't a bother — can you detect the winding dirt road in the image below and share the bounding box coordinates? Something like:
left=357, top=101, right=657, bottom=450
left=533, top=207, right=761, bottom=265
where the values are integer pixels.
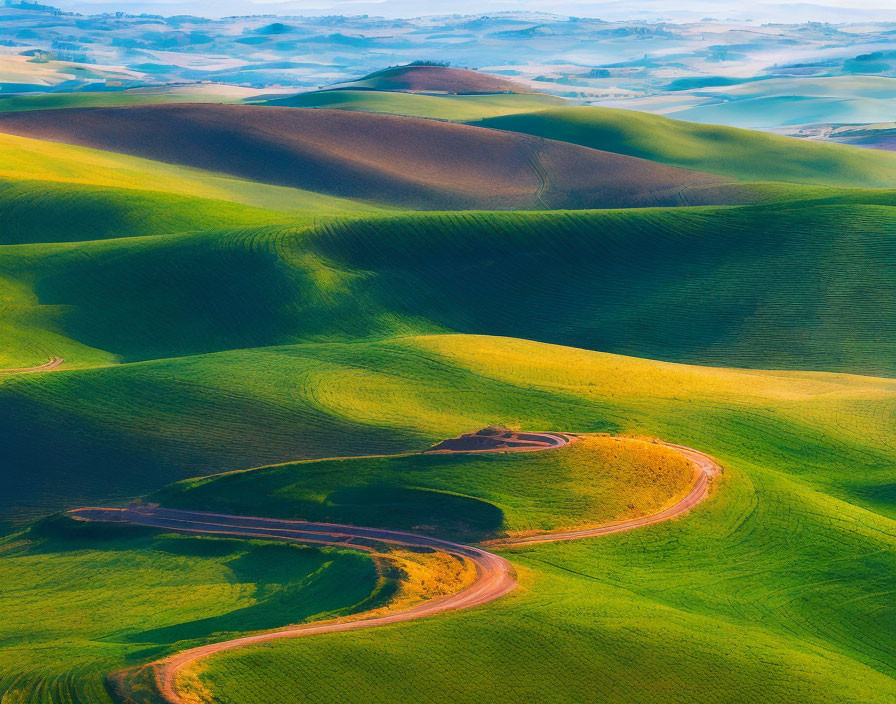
left=0, top=356, right=63, bottom=373
left=69, top=436, right=721, bottom=704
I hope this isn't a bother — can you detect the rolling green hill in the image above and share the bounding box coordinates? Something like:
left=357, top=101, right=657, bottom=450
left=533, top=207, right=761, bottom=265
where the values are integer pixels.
left=477, top=107, right=896, bottom=189
left=153, top=435, right=695, bottom=541
left=16, top=332, right=889, bottom=704
left=2, top=199, right=894, bottom=370
left=304, top=206, right=896, bottom=375
left=190, top=460, right=896, bottom=704
left=0, top=87, right=258, bottom=113
left=0, top=179, right=293, bottom=245
left=2, top=331, right=895, bottom=526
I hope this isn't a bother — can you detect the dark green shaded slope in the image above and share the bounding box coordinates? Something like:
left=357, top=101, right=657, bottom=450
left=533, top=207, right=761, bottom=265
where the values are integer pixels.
left=0, top=179, right=294, bottom=245
left=3, top=201, right=894, bottom=373
left=308, top=205, right=896, bottom=376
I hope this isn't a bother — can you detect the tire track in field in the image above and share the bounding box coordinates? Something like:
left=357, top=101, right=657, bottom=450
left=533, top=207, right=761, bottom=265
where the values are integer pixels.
left=69, top=435, right=721, bottom=704
left=0, top=356, right=63, bottom=374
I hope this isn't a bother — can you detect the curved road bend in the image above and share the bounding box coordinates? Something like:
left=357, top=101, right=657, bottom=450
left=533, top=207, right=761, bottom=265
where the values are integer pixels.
left=0, top=356, right=63, bottom=373
left=490, top=442, right=720, bottom=547
left=424, top=430, right=577, bottom=454
left=69, top=439, right=721, bottom=704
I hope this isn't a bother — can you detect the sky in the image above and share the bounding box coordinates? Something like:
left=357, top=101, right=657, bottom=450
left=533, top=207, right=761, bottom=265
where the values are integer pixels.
left=43, top=0, right=896, bottom=21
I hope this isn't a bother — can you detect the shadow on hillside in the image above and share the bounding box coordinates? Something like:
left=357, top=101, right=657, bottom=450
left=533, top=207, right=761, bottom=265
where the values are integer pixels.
left=322, top=485, right=505, bottom=542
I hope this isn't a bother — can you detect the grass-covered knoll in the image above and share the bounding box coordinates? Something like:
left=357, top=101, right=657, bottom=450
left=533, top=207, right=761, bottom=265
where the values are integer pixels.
left=0, top=131, right=378, bottom=213
left=264, top=89, right=565, bottom=121
left=0, top=179, right=294, bottom=245
left=0, top=516, right=382, bottom=704
left=0, top=337, right=590, bottom=522
left=308, top=205, right=896, bottom=375
left=3, top=201, right=894, bottom=373
left=129, top=334, right=895, bottom=704
left=153, top=436, right=695, bottom=541
left=0, top=227, right=427, bottom=365
left=0, top=230, right=294, bottom=368
left=2, top=333, right=894, bottom=527
left=478, top=106, right=896, bottom=189
left=2, top=336, right=893, bottom=701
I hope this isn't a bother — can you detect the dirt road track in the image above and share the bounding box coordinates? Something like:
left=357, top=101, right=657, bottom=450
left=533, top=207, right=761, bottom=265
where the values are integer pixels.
left=490, top=442, right=720, bottom=546
left=0, top=356, right=62, bottom=373
left=69, top=438, right=721, bottom=704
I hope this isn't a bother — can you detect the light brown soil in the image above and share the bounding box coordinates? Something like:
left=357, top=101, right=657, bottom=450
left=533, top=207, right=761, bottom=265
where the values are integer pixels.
left=70, top=436, right=720, bottom=704
left=0, top=104, right=731, bottom=211
left=0, top=356, right=63, bottom=373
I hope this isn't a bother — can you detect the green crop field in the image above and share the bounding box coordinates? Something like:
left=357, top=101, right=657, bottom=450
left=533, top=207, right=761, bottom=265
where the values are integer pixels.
left=0, top=517, right=384, bottom=704
left=147, top=334, right=896, bottom=703
left=0, top=75, right=894, bottom=704
left=5, top=199, right=893, bottom=370
left=478, top=106, right=896, bottom=188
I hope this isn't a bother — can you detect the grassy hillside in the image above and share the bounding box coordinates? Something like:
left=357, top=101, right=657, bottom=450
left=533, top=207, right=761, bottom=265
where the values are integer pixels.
left=478, top=106, right=896, bottom=188
left=154, top=435, right=695, bottom=541
left=2, top=333, right=894, bottom=526
left=3, top=333, right=890, bottom=701
left=0, top=179, right=293, bottom=245
left=306, top=205, right=896, bottom=375
left=0, top=227, right=418, bottom=365
left=89, top=333, right=895, bottom=704
left=0, top=104, right=754, bottom=211
left=0, top=131, right=378, bottom=213
left=264, top=89, right=564, bottom=121
left=191, top=476, right=896, bottom=704
left=2, top=199, right=894, bottom=369
left=0, top=517, right=382, bottom=704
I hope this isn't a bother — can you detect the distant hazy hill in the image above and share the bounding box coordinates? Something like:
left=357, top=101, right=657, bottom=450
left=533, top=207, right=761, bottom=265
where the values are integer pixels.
left=330, top=64, right=534, bottom=94
left=263, top=90, right=564, bottom=121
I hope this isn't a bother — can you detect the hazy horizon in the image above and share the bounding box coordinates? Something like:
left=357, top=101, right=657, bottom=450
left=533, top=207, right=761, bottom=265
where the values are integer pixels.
left=34, top=0, right=896, bottom=22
